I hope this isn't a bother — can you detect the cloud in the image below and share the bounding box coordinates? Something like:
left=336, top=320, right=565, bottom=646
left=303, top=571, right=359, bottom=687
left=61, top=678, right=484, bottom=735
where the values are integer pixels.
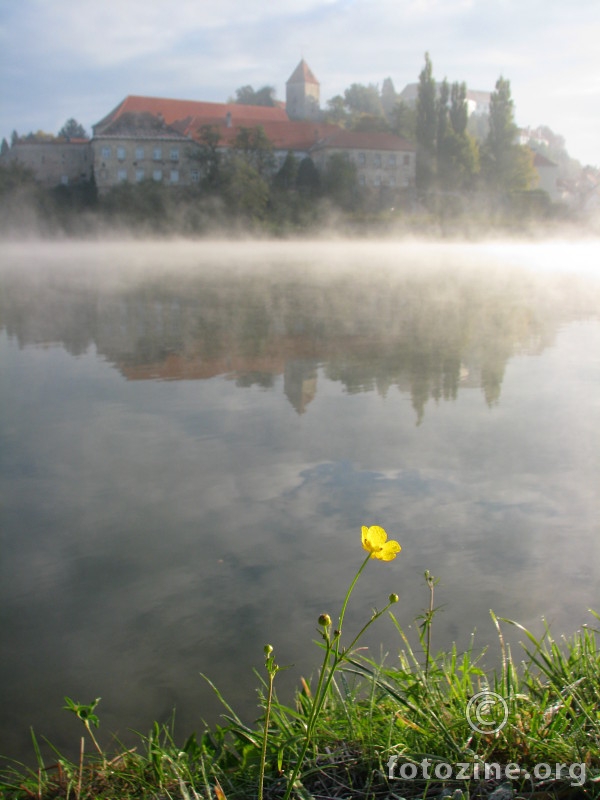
left=0, top=0, right=598, bottom=162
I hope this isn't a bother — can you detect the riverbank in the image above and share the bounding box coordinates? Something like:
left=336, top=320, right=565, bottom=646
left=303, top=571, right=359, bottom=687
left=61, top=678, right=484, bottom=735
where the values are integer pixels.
left=2, top=611, right=599, bottom=800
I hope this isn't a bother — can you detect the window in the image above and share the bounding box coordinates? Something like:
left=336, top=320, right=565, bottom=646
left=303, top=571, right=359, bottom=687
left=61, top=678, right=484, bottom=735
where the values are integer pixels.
left=388, top=154, right=396, bottom=167
left=389, top=174, right=396, bottom=186
left=117, top=147, right=126, bottom=161
left=153, top=147, right=162, bottom=161
left=374, top=173, right=381, bottom=186
left=60, top=175, right=69, bottom=185
left=117, top=169, right=127, bottom=182
left=101, top=146, right=111, bottom=159
left=358, top=152, right=366, bottom=165
left=153, top=169, right=162, bottom=181
left=170, top=148, right=179, bottom=161
left=374, top=154, right=382, bottom=167
left=135, top=146, right=145, bottom=160
left=135, top=169, right=145, bottom=182
left=358, top=173, right=366, bottom=186
left=170, top=169, right=179, bottom=183
left=191, top=169, right=200, bottom=183
left=403, top=154, right=410, bottom=166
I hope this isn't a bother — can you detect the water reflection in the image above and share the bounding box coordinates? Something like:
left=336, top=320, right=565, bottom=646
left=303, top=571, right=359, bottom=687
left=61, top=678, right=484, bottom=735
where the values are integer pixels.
left=2, top=247, right=597, bottom=421
left=0, top=241, right=599, bottom=765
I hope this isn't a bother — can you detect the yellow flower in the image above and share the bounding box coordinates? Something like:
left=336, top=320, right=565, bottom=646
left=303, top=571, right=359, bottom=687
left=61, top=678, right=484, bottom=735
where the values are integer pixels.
left=361, top=525, right=401, bottom=561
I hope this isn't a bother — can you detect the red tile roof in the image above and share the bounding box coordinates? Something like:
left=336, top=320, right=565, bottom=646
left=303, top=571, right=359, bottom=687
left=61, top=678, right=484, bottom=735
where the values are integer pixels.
left=191, top=119, right=341, bottom=151
left=94, top=95, right=289, bottom=134
left=287, top=59, right=319, bottom=86
left=311, top=130, right=414, bottom=152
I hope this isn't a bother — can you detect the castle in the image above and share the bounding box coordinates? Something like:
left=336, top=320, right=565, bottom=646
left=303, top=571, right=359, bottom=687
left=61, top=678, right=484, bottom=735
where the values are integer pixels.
left=2, top=60, right=416, bottom=194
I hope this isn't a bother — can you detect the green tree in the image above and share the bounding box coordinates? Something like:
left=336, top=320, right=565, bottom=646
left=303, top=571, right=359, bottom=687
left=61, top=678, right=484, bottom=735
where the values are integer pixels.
left=322, top=152, right=358, bottom=210
left=195, top=125, right=222, bottom=189
left=416, top=52, right=437, bottom=192
left=449, top=82, right=468, bottom=136
left=351, top=114, right=390, bottom=133
left=58, top=118, right=87, bottom=139
left=0, top=138, right=8, bottom=157
left=232, top=126, right=276, bottom=178
left=273, top=151, right=299, bottom=191
left=222, top=156, right=270, bottom=219
left=381, top=77, right=397, bottom=118
left=482, top=76, right=535, bottom=193
left=296, top=157, right=320, bottom=196
left=324, top=95, right=347, bottom=125
left=391, top=101, right=417, bottom=142
left=437, top=80, right=479, bottom=190
left=344, top=83, right=384, bottom=118
left=436, top=79, right=450, bottom=160
left=234, top=85, right=276, bottom=107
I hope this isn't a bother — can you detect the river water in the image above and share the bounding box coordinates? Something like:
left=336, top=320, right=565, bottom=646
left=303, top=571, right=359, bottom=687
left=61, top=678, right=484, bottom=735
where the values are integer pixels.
left=1, top=239, right=599, bottom=763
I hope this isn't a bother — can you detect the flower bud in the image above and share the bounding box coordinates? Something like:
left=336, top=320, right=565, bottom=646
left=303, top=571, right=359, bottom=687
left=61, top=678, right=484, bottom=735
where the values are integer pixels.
left=264, top=644, right=274, bottom=657
left=318, top=613, right=332, bottom=627
left=389, top=593, right=399, bottom=604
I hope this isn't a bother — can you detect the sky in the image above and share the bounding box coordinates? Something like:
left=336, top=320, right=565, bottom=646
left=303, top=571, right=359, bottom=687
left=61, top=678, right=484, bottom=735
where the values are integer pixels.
left=0, top=0, right=598, bottom=166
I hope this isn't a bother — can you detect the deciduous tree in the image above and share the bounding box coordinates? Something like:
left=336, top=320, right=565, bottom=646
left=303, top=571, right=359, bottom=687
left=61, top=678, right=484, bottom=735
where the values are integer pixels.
left=234, top=85, right=276, bottom=107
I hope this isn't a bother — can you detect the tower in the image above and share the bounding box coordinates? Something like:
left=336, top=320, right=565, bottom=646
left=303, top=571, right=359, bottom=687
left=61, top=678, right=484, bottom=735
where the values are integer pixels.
left=286, top=59, right=320, bottom=121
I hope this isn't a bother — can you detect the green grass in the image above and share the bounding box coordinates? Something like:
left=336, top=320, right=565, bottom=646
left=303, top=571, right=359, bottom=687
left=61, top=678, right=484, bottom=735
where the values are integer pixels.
left=2, top=545, right=600, bottom=800
left=2, top=612, right=600, bottom=800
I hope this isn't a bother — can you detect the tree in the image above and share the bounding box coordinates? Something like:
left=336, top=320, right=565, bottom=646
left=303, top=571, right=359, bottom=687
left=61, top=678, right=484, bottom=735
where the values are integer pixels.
left=234, top=85, right=276, bottom=107
left=436, top=79, right=450, bottom=158
left=195, top=125, right=222, bottom=189
left=322, top=152, right=358, bottom=210
left=343, top=83, right=384, bottom=118
left=296, top=157, right=320, bottom=196
left=273, top=151, right=299, bottom=191
left=351, top=114, right=390, bottom=133
left=449, top=82, right=468, bottom=136
left=324, top=95, right=347, bottom=125
left=58, top=118, right=87, bottom=139
left=482, top=76, right=535, bottom=193
left=1, top=138, right=8, bottom=157
left=391, top=101, right=416, bottom=142
left=222, top=156, right=270, bottom=219
left=381, top=77, right=397, bottom=118
left=232, top=126, right=276, bottom=178
left=437, top=80, right=479, bottom=190
left=487, top=77, right=517, bottom=165
left=416, top=53, right=437, bottom=192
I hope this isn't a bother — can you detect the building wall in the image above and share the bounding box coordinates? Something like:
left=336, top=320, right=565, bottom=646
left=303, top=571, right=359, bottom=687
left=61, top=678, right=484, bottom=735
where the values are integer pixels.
left=92, top=136, right=198, bottom=192
left=286, top=81, right=320, bottom=121
left=311, top=146, right=416, bottom=189
left=4, top=140, right=92, bottom=186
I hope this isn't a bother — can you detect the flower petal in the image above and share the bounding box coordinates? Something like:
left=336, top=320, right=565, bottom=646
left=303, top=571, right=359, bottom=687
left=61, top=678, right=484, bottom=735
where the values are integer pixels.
left=365, top=525, right=387, bottom=548
left=375, top=540, right=401, bottom=561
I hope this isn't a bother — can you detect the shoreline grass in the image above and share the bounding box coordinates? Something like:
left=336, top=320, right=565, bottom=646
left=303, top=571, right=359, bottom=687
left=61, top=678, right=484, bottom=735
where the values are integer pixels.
left=3, top=617, right=599, bottom=799
left=2, top=534, right=599, bottom=800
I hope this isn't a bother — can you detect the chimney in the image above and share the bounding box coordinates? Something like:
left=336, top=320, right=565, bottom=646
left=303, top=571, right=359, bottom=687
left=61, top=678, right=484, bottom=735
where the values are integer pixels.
left=226, top=112, right=232, bottom=128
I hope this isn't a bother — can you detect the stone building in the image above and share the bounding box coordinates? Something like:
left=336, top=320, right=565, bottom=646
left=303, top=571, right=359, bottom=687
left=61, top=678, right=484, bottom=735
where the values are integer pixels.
left=310, top=130, right=415, bottom=189
left=285, top=59, right=321, bottom=121
left=2, top=137, right=92, bottom=186
left=2, top=61, right=416, bottom=194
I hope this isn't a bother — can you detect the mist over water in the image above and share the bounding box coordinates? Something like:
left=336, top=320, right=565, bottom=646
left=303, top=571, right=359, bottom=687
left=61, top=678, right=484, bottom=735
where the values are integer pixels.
left=1, top=239, right=599, bottom=764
